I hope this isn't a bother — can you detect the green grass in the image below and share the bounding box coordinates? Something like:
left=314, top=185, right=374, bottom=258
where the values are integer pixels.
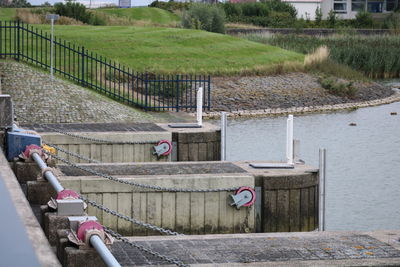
left=95, top=7, right=180, bottom=26
left=32, top=25, right=303, bottom=75
left=0, top=8, right=16, bottom=20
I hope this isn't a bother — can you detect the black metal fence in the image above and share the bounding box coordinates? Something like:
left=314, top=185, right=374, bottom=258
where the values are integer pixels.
left=0, top=21, right=211, bottom=111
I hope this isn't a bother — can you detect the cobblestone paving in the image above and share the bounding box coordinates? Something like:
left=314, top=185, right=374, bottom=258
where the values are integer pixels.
left=22, top=122, right=165, bottom=132
left=0, top=61, right=155, bottom=124
left=111, top=234, right=400, bottom=266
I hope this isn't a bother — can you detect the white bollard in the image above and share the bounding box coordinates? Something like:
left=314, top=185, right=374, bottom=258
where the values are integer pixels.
left=319, top=148, right=327, bottom=231
left=286, top=114, right=294, bottom=165
left=221, top=112, right=227, bottom=161
left=197, top=87, right=203, bottom=127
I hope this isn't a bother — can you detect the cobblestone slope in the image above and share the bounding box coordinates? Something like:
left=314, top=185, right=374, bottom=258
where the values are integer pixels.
left=0, top=61, right=155, bottom=124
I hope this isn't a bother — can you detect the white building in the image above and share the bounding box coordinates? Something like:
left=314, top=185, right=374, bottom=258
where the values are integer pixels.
left=283, top=0, right=399, bottom=19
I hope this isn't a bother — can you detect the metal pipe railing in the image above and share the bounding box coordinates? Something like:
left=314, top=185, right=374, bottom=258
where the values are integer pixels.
left=31, top=152, right=121, bottom=267
left=31, top=152, right=64, bottom=193
left=90, top=235, right=121, bottom=267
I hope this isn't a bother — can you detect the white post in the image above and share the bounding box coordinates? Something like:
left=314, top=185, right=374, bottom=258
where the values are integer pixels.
left=196, top=87, right=203, bottom=127
left=318, top=148, right=327, bottom=231
left=286, top=114, right=294, bottom=165
left=221, top=112, right=227, bottom=161
left=50, top=18, right=54, bottom=80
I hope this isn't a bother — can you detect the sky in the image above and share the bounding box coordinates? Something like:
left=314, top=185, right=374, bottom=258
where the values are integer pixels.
left=28, top=0, right=167, bottom=8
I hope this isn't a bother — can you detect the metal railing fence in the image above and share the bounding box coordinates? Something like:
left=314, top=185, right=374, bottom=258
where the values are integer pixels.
left=0, top=21, right=211, bottom=112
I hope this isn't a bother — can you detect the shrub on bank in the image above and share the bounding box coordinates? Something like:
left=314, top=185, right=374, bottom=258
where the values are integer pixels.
left=182, top=3, right=225, bottom=34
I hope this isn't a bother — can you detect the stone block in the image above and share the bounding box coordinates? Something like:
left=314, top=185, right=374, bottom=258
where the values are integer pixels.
left=0, top=95, right=13, bottom=130
left=43, top=212, right=70, bottom=246
left=27, top=180, right=56, bottom=204
left=64, top=247, right=106, bottom=267
left=14, top=162, right=41, bottom=184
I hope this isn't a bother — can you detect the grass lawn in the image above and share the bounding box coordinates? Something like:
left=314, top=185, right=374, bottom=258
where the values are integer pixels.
left=33, top=25, right=303, bottom=75
left=95, top=7, right=180, bottom=26
left=0, top=8, right=16, bottom=21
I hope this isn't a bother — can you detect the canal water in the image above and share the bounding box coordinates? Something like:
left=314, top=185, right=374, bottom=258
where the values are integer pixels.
left=220, top=101, right=400, bottom=231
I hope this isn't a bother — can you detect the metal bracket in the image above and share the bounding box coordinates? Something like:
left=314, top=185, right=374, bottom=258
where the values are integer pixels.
left=230, top=187, right=256, bottom=209
left=153, top=140, right=172, bottom=157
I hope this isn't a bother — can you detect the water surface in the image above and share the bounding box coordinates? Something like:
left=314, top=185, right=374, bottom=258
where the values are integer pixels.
left=220, top=102, right=400, bottom=231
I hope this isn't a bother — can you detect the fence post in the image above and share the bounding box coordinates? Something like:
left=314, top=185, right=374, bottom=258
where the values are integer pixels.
left=144, top=72, right=148, bottom=112
left=81, top=46, right=85, bottom=86
left=207, top=75, right=211, bottom=111
left=176, top=74, right=180, bottom=112
left=16, top=21, right=20, bottom=61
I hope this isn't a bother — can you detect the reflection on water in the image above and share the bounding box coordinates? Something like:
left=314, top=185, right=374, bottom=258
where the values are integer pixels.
left=219, top=102, right=400, bottom=231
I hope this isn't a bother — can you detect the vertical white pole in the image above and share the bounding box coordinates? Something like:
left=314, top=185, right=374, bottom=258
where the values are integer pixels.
left=286, top=114, right=294, bottom=164
left=50, top=18, right=54, bottom=80
left=319, top=148, right=326, bottom=231
left=197, top=87, right=203, bottom=127
left=221, top=112, right=227, bottom=161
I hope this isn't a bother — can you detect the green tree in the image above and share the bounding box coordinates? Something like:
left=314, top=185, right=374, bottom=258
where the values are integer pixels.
left=327, top=10, right=337, bottom=28
left=315, top=6, right=322, bottom=25
left=182, top=3, right=226, bottom=33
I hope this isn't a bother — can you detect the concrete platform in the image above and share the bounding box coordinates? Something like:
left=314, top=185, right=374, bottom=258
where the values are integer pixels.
left=111, top=231, right=400, bottom=266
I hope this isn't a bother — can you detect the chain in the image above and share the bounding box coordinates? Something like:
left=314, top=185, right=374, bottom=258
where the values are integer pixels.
left=45, top=142, right=101, bottom=163
left=80, top=195, right=183, bottom=236
left=46, top=151, right=240, bottom=193
left=16, top=114, right=157, bottom=145
left=104, top=227, right=190, bottom=267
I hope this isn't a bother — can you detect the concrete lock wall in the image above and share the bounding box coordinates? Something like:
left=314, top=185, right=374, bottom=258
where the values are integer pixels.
left=237, top=163, right=319, bottom=233
left=58, top=162, right=255, bottom=235
left=41, top=131, right=172, bottom=163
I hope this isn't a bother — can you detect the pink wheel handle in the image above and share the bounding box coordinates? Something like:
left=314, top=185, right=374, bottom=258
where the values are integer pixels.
left=236, top=186, right=256, bottom=207
left=77, top=220, right=103, bottom=242
left=56, top=189, right=80, bottom=200
left=158, top=140, right=172, bottom=156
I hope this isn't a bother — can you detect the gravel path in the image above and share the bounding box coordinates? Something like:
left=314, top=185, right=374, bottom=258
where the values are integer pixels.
left=0, top=61, right=156, bottom=124
left=211, top=73, right=394, bottom=112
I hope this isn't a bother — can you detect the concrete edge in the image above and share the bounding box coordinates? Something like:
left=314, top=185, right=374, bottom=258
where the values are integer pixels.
left=199, top=89, right=400, bottom=119
left=0, top=149, right=61, bottom=267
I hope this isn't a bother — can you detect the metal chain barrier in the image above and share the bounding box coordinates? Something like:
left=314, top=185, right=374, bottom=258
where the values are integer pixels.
left=45, top=151, right=240, bottom=193
left=45, top=142, right=101, bottom=163
left=104, top=227, right=190, bottom=267
left=80, top=195, right=183, bottom=236
left=16, top=114, right=157, bottom=145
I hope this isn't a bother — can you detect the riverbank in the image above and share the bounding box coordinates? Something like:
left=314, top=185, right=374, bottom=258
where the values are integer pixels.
left=203, top=73, right=399, bottom=119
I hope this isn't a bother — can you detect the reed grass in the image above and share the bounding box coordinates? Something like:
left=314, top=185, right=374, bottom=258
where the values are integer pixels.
left=245, top=33, right=400, bottom=79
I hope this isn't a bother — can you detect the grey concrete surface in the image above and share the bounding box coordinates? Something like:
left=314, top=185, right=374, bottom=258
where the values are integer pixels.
left=112, top=231, right=400, bottom=266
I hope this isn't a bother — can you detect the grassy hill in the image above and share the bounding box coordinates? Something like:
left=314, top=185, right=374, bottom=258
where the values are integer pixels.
left=34, top=25, right=303, bottom=75
left=0, top=8, right=16, bottom=20
left=95, top=7, right=180, bottom=26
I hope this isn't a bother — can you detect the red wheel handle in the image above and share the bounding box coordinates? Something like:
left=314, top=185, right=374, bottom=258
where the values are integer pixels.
left=56, top=189, right=80, bottom=200
left=236, top=186, right=256, bottom=207
left=77, top=220, right=103, bottom=242
left=158, top=140, right=172, bottom=156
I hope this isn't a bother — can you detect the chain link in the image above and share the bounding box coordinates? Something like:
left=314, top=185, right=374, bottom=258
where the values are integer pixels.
left=80, top=195, right=183, bottom=236
left=104, top=227, right=190, bottom=267
left=16, top=114, right=158, bottom=145
left=46, top=151, right=240, bottom=193
left=45, top=142, right=101, bottom=163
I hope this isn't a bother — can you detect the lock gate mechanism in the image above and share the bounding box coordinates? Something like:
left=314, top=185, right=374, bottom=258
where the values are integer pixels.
left=230, top=187, right=256, bottom=209
left=153, top=140, right=172, bottom=157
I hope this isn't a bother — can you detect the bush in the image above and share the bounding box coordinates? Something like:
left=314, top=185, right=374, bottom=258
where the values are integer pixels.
left=54, top=1, right=106, bottom=25
left=182, top=3, right=225, bottom=34
left=384, top=12, right=400, bottom=31
left=327, top=10, right=337, bottom=28
left=223, top=3, right=242, bottom=17
left=149, top=0, right=190, bottom=12
left=268, top=12, right=296, bottom=27
left=315, top=6, right=322, bottom=25
left=355, top=11, right=374, bottom=28
left=319, top=77, right=358, bottom=98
